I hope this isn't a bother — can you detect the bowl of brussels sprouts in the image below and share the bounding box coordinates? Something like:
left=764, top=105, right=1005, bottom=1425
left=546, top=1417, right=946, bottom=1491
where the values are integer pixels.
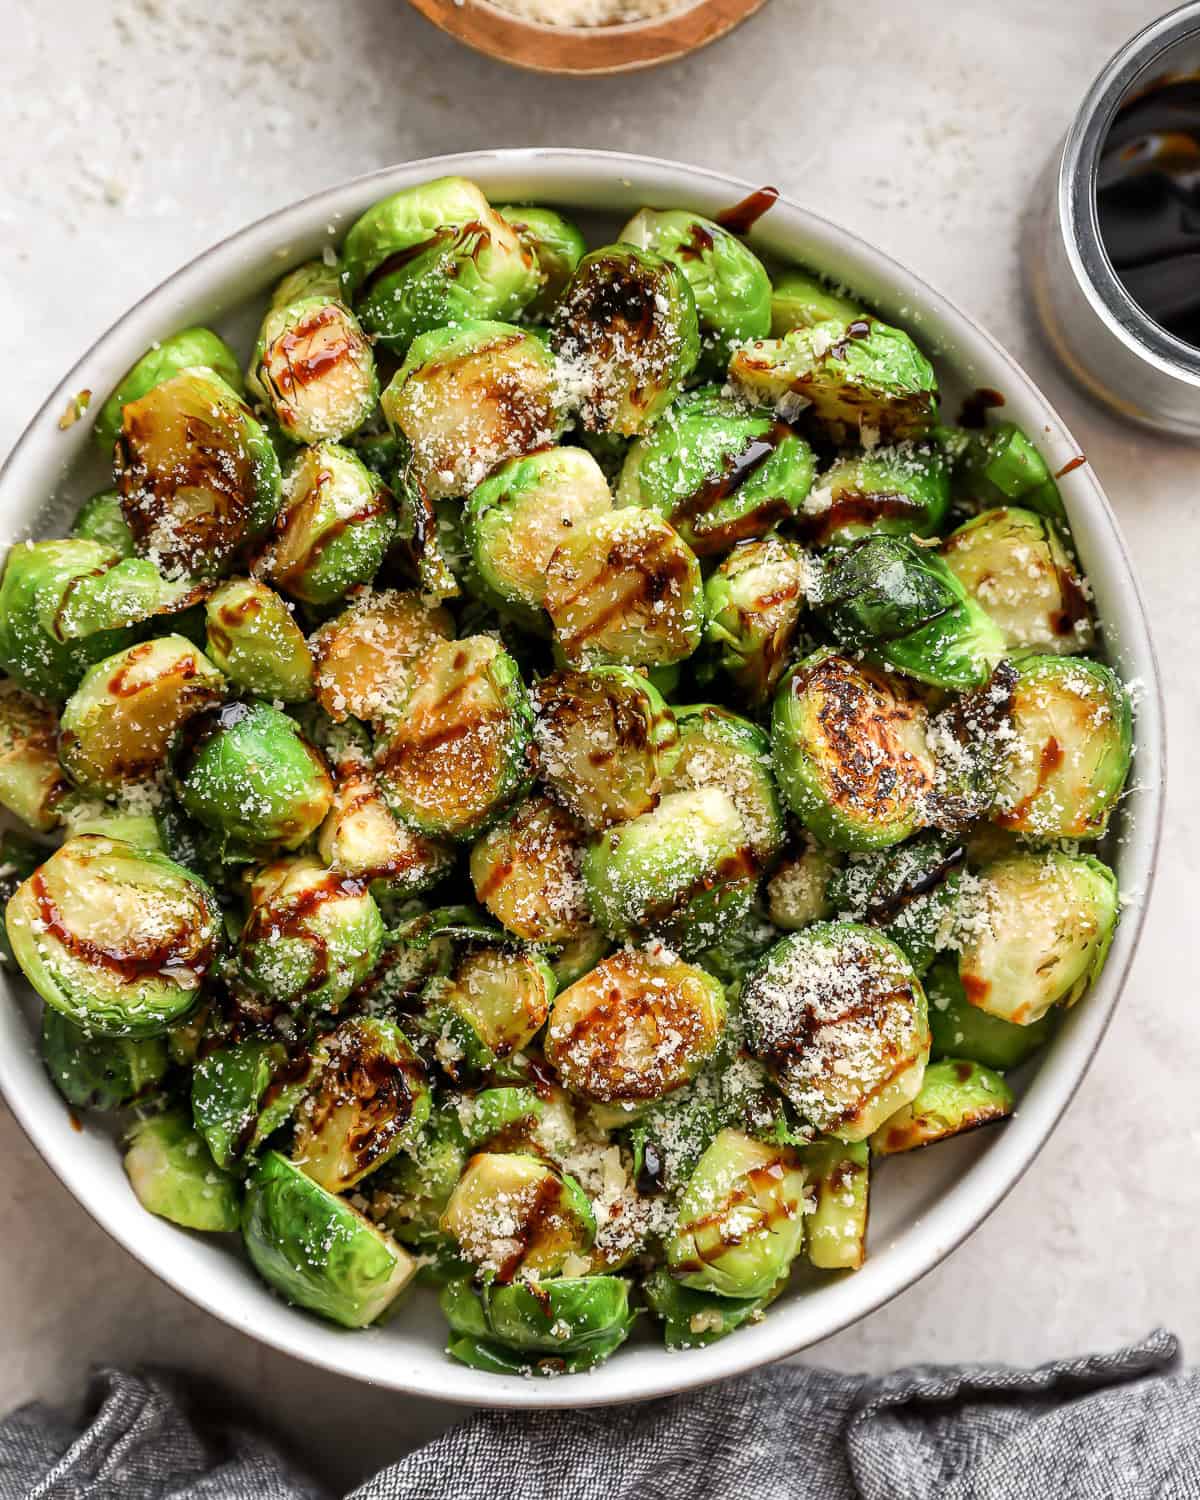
left=0, top=150, right=1163, bottom=1407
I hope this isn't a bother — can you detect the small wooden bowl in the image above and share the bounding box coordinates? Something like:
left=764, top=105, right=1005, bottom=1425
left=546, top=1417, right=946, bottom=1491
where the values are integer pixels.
left=405, top=0, right=769, bottom=75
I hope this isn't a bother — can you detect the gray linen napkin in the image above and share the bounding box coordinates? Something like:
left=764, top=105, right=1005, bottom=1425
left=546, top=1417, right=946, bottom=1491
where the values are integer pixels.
left=0, top=1330, right=1193, bottom=1500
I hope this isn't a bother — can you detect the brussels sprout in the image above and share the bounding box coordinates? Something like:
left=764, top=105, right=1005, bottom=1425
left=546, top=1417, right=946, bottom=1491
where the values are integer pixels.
left=72, top=490, right=135, bottom=556
left=531, top=666, right=677, bottom=831
left=620, top=208, right=772, bottom=368
left=41, top=1009, right=169, bottom=1110
left=318, top=763, right=454, bottom=896
left=803, top=1137, right=869, bottom=1271
left=367, top=1108, right=469, bottom=1245
left=382, top=321, right=564, bottom=502
left=171, top=701, right=333, bottom=854
left=643, top=1266, right=776, bottom=1350
left=310, top=587, right=452, bottom=726
left=666, top=1128, right=807, bottom=1298
left=551, top=246, right=700, bottom=436
left=203, top=579, right=314, bottom=701
left=769, top=269, right=867, bottom=334
left=956, top=850, right=1118, bottom=1025
left=248, top=295, right=378, bottom=445
left=454, top=1086, right=546, bottom=1153
left=772, top=650, right=936, bottom=852
left=58, top=636, right=226, bottom=795
left=742, top=923, right=930, bottom=1141
left=802, top=442, right=951, bottom=548
left=374, top=635, right=533, bottom=841
left=954, top=421, right=1066, bottom=523
left=814, top=534, right=1006, bottom=692
left=496, top=205, right=587, bottom=320
left=243, top=1149, right=416, bottom=1327
left=0, top=681, right=68, bottom=831
left=440, top=1150, right=595, bottom=1282
left=191, top=1038, right=314, bottom=1170
left=124, top=1110, right=240, bottom=1231
left=765, top=841, right=839, bottom=931
left=616, top=388, right=813, bottom=556
left=270, top=260, right=342, bottom=309
left=941, top=508, right=1094, bottom=655
left=702, top=535, right=809, bottom=708
left=729, top=318, right=938, bottom=444
left=583, top=787, right=757, bottom=954
left=93, top=327, right=244, bottom=456
left=544, top=509, right=704, bottom=669
left=545, top=947, right=726, bottom=1106
left=239, top=855, right=384, bottom=1013
left=425, top=945, right=555, bottom=1078
left=465, top=448, right=613, bottom=627
left=443, top=1275, right=632, bottom=1374
left=549, top=926, right=611, bottom=990
left=991, top=657, right=1132, bottom=839
left=340, top=176, right=538, bottom=352
left=353, top=902, right=486, bottom=1014
left=926, top=956, right=1053, bottom=1071
left=116, top=369, right=282, bottom=580
left=7, top=835, right=221, bottom=1037
left=828, top=832, right=966, bottom=975
left=663, top=704, right=785, bottom=868
left=469, top=795, right=590, bottom=943
left=870, top=1057, right=1013, bottom=1155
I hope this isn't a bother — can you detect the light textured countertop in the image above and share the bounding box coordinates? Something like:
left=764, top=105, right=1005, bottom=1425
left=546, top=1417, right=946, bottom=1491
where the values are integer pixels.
left=1, top=0, right=1194, bottom=1489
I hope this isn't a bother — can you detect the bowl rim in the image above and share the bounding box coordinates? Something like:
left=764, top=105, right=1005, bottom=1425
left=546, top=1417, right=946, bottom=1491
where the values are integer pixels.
left=0, top=147, right=1166, bottom=1409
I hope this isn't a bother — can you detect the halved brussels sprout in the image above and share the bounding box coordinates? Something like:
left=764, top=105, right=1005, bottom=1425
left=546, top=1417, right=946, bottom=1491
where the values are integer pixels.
left=803, top=441, right=950, bottom=548
left=730, top=318, right=938, bottom=444
left=425, top=945, right=555, bottom=1077
left=765, top=840, right=839, bottom=931
left=125, top=1110, right=241, bottom=1232
left=549, top=926, right=611, bottom=990
left=59, top=636, right=226, bottom=794
left=443, top=1275, right=632, bottom=1374
left=116, top=368, right=282, bottom=580
left=769, top=269, right=867, bottom=334
left=456, top=1086, right=545, bottom=1152
left=828, top=832, right=965, bottom=975
left=941, top=508, right=1094, bottom=654
left=191, top=1037, right=314, bottom=1170
left=772, top=650, right=936, bottom=851
left=93, top=327, right=244, bottom=457
left=310, top=587, right=452, bottom=726
left=814, top=534, right=1006, bottom=691
left=742, top=923, right=930, bottom=1141
left=465, top=447, right=612, bottom=627
left=926, top=956, right=1053, bottom=1071
left=382, top=321, right=564, bottom=501
left=495, top=204, right=587, bottom=319
left=469, top=795, right=590, bottom=943
left=954, top=421, right=1066, bottom=523
left=0, top=681, right=68, bottom=830
left=991, top=656, right=1132, bottom=839
left=643, top=1266, right=778, bottom=1351
left=291, top=1017, right=431, bottom=1193
left=616, top=387, right=813, bottom=556
left=803, top=1138, right=869, bottom=1271
left=374, top=635, right=533, bottom=840
left=41, top=1009, right=169, bottom=1110
left=545, top=947, right=726, bottom=1105
left=263, top=443, right=394, bottom=607
left=318, top=764, right=454, bottom=896
left=666, top=1128, right=807, bottom=1298
left=243, top=1149, right=416, bottom=1327
left=544, top=509, right=704, bottom=669
left=956, top=850, right=1118, bottom=1025
left=72, top=490, right=135, bottom=556
left=531, top=666, right=677, bottom=831
left=340, top=176, right=538, bottom=352
left=269, top=260, right=341, bottom=309
left=663, top=704, right=785, bottom=868
left=353, top=902, right=482, bottom=1014
left=239, top=855, right=385, bottom=1012
left=702, top=535, right=810, bottom=708
left=367, top=1108, right=468, bottom=1245
left=582, top=787, right=757, bottom=955
left=248, top=294, right=378, bottom=445
left=620, top=208, right=772, bottom=368
left=870, top=1057, right=1013, bottom=1155
left=7, top=835, right=221, bottom=1037
left=440, top=1151, right=595, bottom=1281
left=171, top=701, right=333, bottom=854
left=551, top=245, right=700, bottom=436
left=203, top=578, right=314, bottom=702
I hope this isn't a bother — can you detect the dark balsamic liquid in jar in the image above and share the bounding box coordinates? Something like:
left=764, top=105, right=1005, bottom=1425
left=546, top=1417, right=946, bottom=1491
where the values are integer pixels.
left=1096, top=75, right=1200, bottom=345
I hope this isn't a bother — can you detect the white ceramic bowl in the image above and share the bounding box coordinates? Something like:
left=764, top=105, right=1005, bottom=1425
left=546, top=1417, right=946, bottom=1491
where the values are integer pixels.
left=0, top=149, right=1164, bottom=1409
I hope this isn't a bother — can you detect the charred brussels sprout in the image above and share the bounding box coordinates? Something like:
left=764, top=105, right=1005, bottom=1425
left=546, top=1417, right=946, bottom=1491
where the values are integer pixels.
left=59, top=636, right=226, bottom=794
left=991, top=656, right=1132, bottom=839
left=771, top=650, right=936, bottom=851
left=766, top=841, right=839, bottom=931
left=666, top=1128, right=807, bottom=1298
left=443, top=1275, right=632, bottom=1374
left=340, top=176, right=538, bottom=352
left=203, top=579, right=314, bottom=702
left=954, top=421, right=1066, bottom=523
left=828, top=832, right=966, bottom=975
left=742, top=923, right=930, bottom=1141
left=926, top=956, right=1053, bottom=1071
left=702, top=536, right=809, bottom=708
left=116, top=369, right=282, bottom=580
left=870, top=1057, right=1013, bottom=1155
left=956, top=850, right=1118, bottom=1025
left=551, top=246, right=700, bottom=436
left=124, top=1110, right=240, bottom=1231
left=42, top=1009, right=168, bottom=1110
left=616, top=387, right=813, bottom=555
left=94, top=327, right=244, bottom=457
left=664, top=704, right=785, bottom=869
left=311, top=588, right=452, bottom=726
left=803, top=441, right=950, bottom=548
left=248, top=294, right=377, bottom=445
left=803, top=1138, right=869, bottom=1270
left=7, top=835, right=221, bottom=1037
left=730, top=318, right=938, bottom=444
left=425, top=946, right=555, bottom=1077
left=382, top=321, right=564, bottom=501
left=318, top=763, right=454, bottom=896
left=469, top=795, right=590, bottom=943
left=440, top=1152, right=594, bottom=1281
left=374, top=635, right=533, bottom=840
left=769, top=269, right=867, bottom=334
left=0, top=681, right=68, bottom=830
left=72, top=490, right=135, bottom=556
left=496, top=204, right=587, bottom=319
left=191, top=1038, right=313, bottom=1170
left=544, top=509, right=704, bottom=668
left=243, top=1150, right=416, bottom=1327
